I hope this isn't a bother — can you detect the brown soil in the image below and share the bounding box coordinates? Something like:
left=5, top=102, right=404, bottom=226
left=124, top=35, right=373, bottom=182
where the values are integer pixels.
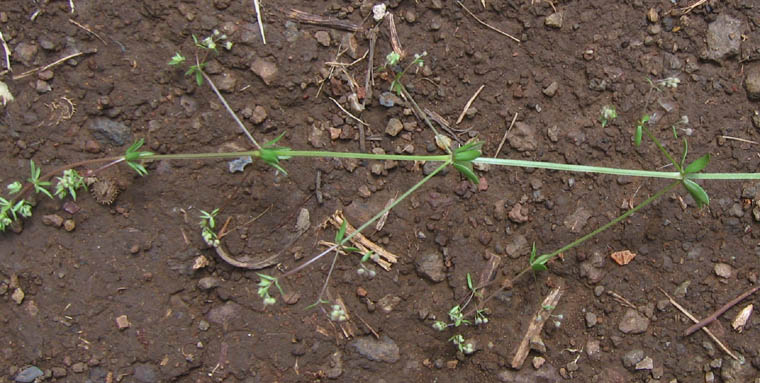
left=2, top=0, right=760, bottom=382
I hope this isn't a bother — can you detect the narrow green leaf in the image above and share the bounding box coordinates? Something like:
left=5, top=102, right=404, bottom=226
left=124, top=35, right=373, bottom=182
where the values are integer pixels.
left=195, top=70, right=203, bottom=86
left=683, top=153, right=710, bottom=174
left=466, top=273, right=473, bottom=291
left=634, top=125, right=642, bottom=146
left=529, top=243, right=548, bottom=271
left=683, top=179, right=710, bottom=207
left=335, top=220, right=347, bottom=243
left=453, top=163, right=479, bottom=184
left=680, top=138, right=688, bottom=170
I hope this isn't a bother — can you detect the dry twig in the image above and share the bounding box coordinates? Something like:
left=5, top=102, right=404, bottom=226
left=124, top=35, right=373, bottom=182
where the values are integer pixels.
left=494, top=112, right=517, bottom=157
left=719, top=135, right=758, bottom=145
left=253, top=0, right=266, bottom=44
left=13, top=48, right=96, bottom=80
left=658, top=288, right=740, bottom=360
left=679, top=0, right=707, bottom=15
left=69, top=19, right=107, bottom=45
left=456, top=84, right=485, bottom=125
left=327, top=211, right=398, bottom=270
left=685, top=285, right=760, bottom=336
left=457, top=1, right=520, bottom=43
left=287, top=9, right=360, bottom=32
left=511, top=285, right=563, bottom=369
left=0, top=31, right=11, bottom=72
left=387, top=13, right=404, bottom=58
left=328, top=96, right=368, bottom=126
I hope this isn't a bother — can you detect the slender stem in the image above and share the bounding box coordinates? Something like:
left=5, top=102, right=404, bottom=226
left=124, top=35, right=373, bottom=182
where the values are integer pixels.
left=197, top=59, right=261, bottom=150
left=642, top=125, right=681, bottom=173
left=398, top=84, right=451, bottom=154
left=282, top=160, right=451, bottom=278
left=142, top=150, right=449, bottom=162
left=689, top=173, right=760, bottom=180
left=473, top=157, right=683, bottom=179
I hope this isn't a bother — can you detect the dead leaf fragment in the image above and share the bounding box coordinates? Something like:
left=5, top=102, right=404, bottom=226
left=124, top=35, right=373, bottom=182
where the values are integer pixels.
left=610, top=250, right=636, bottom=266
left=732, top=304, right=753, bottom=332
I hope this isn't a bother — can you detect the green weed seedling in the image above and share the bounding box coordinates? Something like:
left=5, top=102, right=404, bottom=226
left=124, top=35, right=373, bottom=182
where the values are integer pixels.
left=599, top=105, right=617, bottom=128
left=257, top=273, right=285, bottom=306
left=379, top=50, right=426, bottom=96
left=449, top=334, right=475, bottom=355
left=198, top=208, right=220, bottom=248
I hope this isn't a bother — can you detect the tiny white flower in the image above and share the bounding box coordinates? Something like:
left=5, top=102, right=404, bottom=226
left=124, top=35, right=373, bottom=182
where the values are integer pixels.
left=372, top=3, right=387, bottom=22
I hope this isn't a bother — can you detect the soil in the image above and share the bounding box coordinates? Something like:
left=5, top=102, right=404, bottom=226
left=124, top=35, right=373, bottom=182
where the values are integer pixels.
left=2, top=0, right=760, bottom=382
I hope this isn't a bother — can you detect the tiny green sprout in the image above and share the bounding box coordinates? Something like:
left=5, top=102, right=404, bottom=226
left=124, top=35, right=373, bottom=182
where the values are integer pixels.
left=257, top=132, right=292, bottom=175
left=386, top=51, right=401, bottom=67
left=124, top=139, right=153, bottom=176
left=600, top=105, right=617, bottom=128
left=529, top=242, right=548, bottom=271
left=474, top=309, right=489, bottom=325
left=27, top=160, right=53, bottom=199
left=223, top=41, right=233, bottom=50
left=7, top=181, right=22, bottom=194
left=448, top=305, right=470, bottom=327
left=16, top=200, right=32, bottom=218
left=448, top=334, right=474, bottom=355
left=257, top=273, right=285, bottom=306
left=0, top=214, right=11, bottom=231
left=432, top=321, right=448, bottom=331
left=542, top=304, right=555, bottom=311
left=634, top=114, right=650, bottom=147
left=199, top=208, right=220, bottom=247
left=54, top=169, right=86, bottom=200
left=452, top=140, right=483, bottom=184
left=168, top=52, right=186, bottom=66
left=329, top=304, right=347, bottom=322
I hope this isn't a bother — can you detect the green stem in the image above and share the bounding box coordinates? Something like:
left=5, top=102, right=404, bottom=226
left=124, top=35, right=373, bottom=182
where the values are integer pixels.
left=142, top=150, right=449, bottom=162
left=473, top=158, right=682, bottom=179
left=532, top=180, right=680, bottom=267
left=282, top=160, right=451, bottom=278
left=641, top=125, right=681, bottom=173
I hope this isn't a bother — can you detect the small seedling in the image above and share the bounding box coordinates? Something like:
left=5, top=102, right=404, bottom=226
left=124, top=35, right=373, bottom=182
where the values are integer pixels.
left=54, top=169, right=86, bottom=200
left=599, top=105, right=617, bottom=128
left=28, top=160, right=53, bottom=199
left=448, top=305, right=470, bottom=327
left=124, top=138, right=152, bottom=176
left=474, top=309, right=489, bottom=325
left=199, top=208, right=220, bottom=248
left=448, top=334, right=475, bottom=355
left=379, top=51, right=426, bottom=96
left=329, top=304, right=347, bottom=322
left=257, top=273, right=285, bottom=306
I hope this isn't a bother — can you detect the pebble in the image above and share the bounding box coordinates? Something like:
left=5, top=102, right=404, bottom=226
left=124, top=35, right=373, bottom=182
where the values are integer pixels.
left=635, top=356, right=653, bottom=370
left=350, top=335, right=400, bottom=363
left=86, top=117, right=132, bottom=146
left=404, top=9, right=416, bottom=23
left=752, top=111, right=760, bottom=129
left=198, top=320, right=210, bottom=331
left=14, top=42, right=38, bottom=66
left=377, top=294, right=401, bottom=313
left=621, top=349, right=644, bottom=369
left=415, top=253, right=445, bottom=282
left=15, top=366, right=43, bottom=383
left=379, top=91, right=402, bottom=107
left=51, top=367, right=67, bottom=378
left=585, top=340, right=601, bottom=359
left=198, top=276, right=221, bottom=290
left=422, top=161, right=449, bottom=176
left=647, top=8, right=659, bottom=23
left=180, top=95, right=197, bottom=116
left=564, top=206, right=591, bottom=233
left=11, top=288, right=24, bottom=304
left=42, top=214, right=64, bottom=227
left=544, top=12, right=563, bottom=29
left=745, top=66, right=760, bottom=101
left=704, top=14, right=742, bottom=62
left=71, top=362, right=86, bottom=373
left=532, top=356, right=545, bottom=369
left=84, top=140, right=101, bottom=153
left=207, top=301, right=241, bottom=325
left=63, top=219, right=76, bottom=232
left=507, top=122, right=537, bottom=152
left=504, top=234, right=528, bottom=259
left=295, top=208, right=310, bottom=233
left=250, top=58, right=278, bottom=85
left=542, top=82, right=558, bottom=97
left=314, top=31, right=331, bottom=47
left=508, top=204, right=529, bottom=223
left=35, top=80, right=51, bottom=93
left=585, top=312, right=597, bottom=328
left=714, top=263, right=733, bottom=278
left=594, top=285, right=604, bottom=297
left=133, top=363, right=158, bottom=383
left=618, top=308, right=650, bottom=334
left=529, top=336, right=546, bottom=354
left=115, top=314, right=130, bottom=330
left=213, top=73, right=237, bottom=93
left=386, top=118, right=403, bottom=136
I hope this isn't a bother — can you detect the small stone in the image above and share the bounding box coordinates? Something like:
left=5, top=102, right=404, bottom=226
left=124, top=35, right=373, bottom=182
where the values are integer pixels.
left=705, top=371, right=716, bottom=383
left=647, top=8, right=659, bottom=23
left=704, top=14, right=742, bottom=62
left=377, top=294, right=402, bottom=313
left=674, top=280, right=690, bottom=298
left=133, top=363, right=157, bottom=383
left=63, top=219, right=76, bottom=232
left=314, top=31, right=331, bottom=47
left=11, top=288, right=24, bottom=304
left=130, top=244, right=140, bottom=254
left=618, top=308, right=650, bottom=334
left=532, top=356, right=545, bottom=369
left=213, top=73, right=236, bottom=93
left=507, top=122, right=537, bottom=152
left=14, top=42, right=38, bottom=66
left=585, top=340, right=601, bottom=359
left=594, top=286, right=605, bottom=297
left=198, top=277, right=221, bottom=290
left=295, top=208, right=310, bottom=233
left=198, top=320, right=210, bottom=331
left=87, top=117, right=132, bottom=146
left=38, top=69, right=54, bottom=81
left=251, top=105, right=267, bottom=124
left=585, top=312, right=597, bottom=328
left=622, top=349, right=644, bottom=369
left=404, top=9, right=416, bottom=23
left=350, top=335, right=400, bottom=363
left=545, top=12, right=563, bottom=29
left=358, top=185, right=371, bottom=198
left=15, top=366, right=44, bottom=383
left=283, top=291, right=300, bottom=305
left=51, top=367, right=67, bottom=378
left=385, top=118, right=403, bottom=136
left=508, top=203, right=529, bottom=223
left=445, top=360, right=458, bottom=369
left=505, top=234, right=528, bottom=259
left=415, top=253, right=445, bottom=282
left=529, top=336, right=546, bottom=354
left=85, top=140, right=101, bottom=153
left=564, top=206, right=591, bottom=233
left=752, top=111, right=760, bottom=129
left=745, top=66, right=760, bottom=101
left=542, top=82, right=558, bottom=97
left=115, top=315, right=130, bottom=330
left=35, top=80, right=51, bottom=93
left=635, top=356, right=653, bottom=370
left=71, top=362, right=86, bottom=373
left=42, top=214, right=64, bottom=227
left=250, top=58, right=278, bottom=85
left=714, top=263, right=733, bottom=278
